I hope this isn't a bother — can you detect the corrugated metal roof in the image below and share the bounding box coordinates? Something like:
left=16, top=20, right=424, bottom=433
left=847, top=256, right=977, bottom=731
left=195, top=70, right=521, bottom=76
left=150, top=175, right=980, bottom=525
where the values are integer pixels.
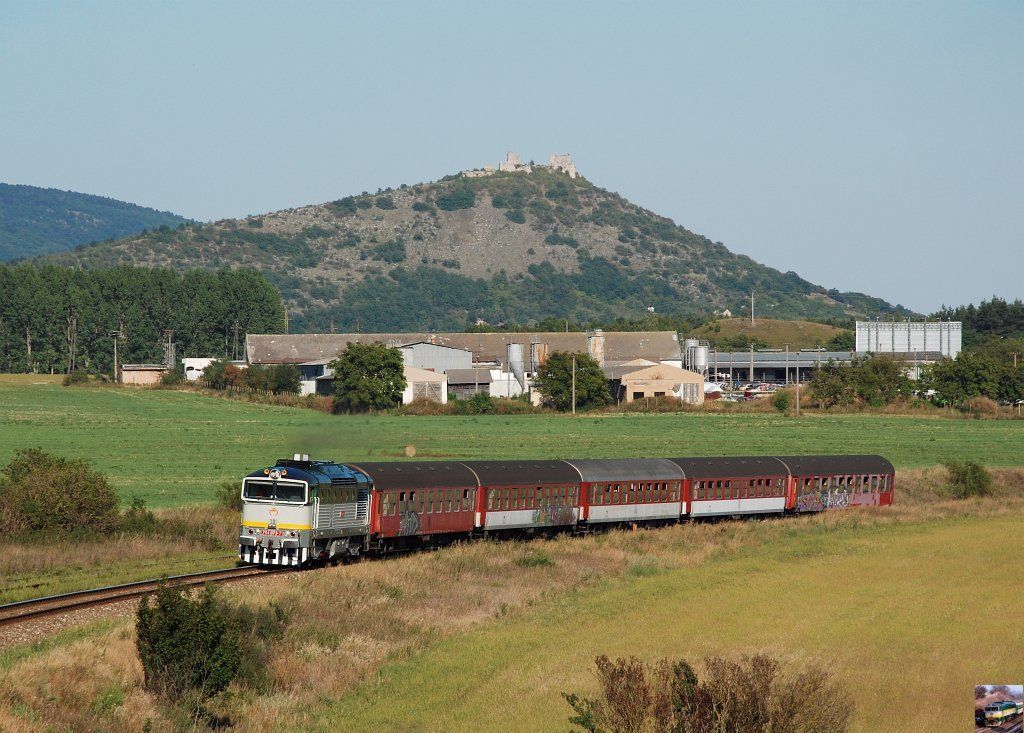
left=563, top=458, right=684, bottom=482
left=445, top=368, right=494, bottom=384
left=775, top=455, right=895, bottom=476
left=668, top=456, right=790, bottom=479
left=246, top=331, right=681, bottom=365
left=460, top=460, right=582, bottom=485
left=349, top=461, right=478, bottom=490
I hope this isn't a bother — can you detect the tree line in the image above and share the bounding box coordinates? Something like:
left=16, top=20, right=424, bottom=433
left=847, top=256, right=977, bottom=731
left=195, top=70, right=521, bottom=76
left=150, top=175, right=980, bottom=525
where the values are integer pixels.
left=0, top=264, right=285, bottom=374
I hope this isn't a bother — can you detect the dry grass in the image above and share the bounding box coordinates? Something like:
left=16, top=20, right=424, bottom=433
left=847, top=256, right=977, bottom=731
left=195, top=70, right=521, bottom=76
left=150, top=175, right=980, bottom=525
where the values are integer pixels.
left=1, top=507, right=239, bottom=603
left=690, top=318, right=844, bottom=348
left=2, top=468, right=1022, bottom=731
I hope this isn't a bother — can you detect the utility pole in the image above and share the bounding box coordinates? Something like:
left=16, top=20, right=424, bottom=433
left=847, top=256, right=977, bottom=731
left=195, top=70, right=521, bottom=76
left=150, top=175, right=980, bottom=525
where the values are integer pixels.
left=571, top=354, right=576, bottom=415
left=784, top=343, right=790, bottom=385
left=750, top=291, right=755, bottom=326
left=110, top=330, right=120, bottom=382
left=795, top=349, right=801, bottom=416
left=232, top=321, right=240, bottom=360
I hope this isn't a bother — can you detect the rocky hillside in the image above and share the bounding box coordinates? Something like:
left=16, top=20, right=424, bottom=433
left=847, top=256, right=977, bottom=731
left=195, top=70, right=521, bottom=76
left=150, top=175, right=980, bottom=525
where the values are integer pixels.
left=49, top=168, right=909, bottom=331
left=1, top=183, right=188, bottom=261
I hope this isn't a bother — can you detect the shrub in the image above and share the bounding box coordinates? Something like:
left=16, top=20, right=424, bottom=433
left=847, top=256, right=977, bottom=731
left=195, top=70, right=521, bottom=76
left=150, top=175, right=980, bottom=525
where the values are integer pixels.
left=327, top=197, right=358, bottom=216
left=505, top=209, right=526, bottom=224
left=120, top=496, right=157, bottom=533
left=216, top=481, right=244, bottom=511
left=964, top=395, right=1000, bottom=418
left=62, top=370, right=89, bottom=386
left=369, top=239, right=406, bottom=263
left=943, top=459, right=993, bottom=499
left=136, top=587, right=239, bottom=720
left=565, top=653, right=853, bottom=733
left=771, top=389, right=792, bottom=413
left=375, top=195, right=396, bottom=210
left=0, top=448, right=119, bottom=535
left=436, top=184, right=475, bottom=211
left=160, top=368, right=183, bottom=386
left=411, top=201, right=434, bottom=213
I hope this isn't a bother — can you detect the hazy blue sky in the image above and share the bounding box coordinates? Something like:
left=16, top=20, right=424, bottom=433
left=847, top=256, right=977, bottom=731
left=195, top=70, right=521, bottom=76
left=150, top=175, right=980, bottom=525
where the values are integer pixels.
left=2, top=1, right=1021, bottom=312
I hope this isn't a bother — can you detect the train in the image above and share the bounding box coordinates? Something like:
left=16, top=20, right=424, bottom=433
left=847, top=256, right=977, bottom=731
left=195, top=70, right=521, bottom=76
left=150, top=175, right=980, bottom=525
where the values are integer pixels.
left=238, top=454, right=895, bottom=566
left=977, top=700, right=1024, bottom=727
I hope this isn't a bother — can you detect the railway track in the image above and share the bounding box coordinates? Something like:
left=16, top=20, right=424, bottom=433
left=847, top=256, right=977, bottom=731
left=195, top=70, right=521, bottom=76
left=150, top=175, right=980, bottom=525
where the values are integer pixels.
left=0, top=565, right=290, bottom=627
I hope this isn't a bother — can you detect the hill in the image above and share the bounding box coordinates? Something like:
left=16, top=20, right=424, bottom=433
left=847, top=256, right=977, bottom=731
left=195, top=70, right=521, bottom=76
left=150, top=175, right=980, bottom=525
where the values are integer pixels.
left=0, top=183, right=188, bottom=260
left=48, top=167, right=912, bottom=331
left=691, top=317, right=848, bottom=349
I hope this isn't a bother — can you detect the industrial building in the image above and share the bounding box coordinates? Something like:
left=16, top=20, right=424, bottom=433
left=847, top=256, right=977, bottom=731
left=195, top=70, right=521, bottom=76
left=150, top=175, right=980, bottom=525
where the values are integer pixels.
left=855, top=320, right=961, bottom=359
left=119, top=364, right=166, bottom=386
left=246, top=330, right=694, bottom=404
left=246, top=330, right=681, bottom=370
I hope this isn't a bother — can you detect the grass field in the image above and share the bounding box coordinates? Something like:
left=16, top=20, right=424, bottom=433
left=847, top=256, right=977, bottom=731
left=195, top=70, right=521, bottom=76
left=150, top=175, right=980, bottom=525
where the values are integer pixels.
left=330, top=514, right=1024, bottom=732
left=2, top=495, right=1022, bottom=732
left=1, top=378, right=1023, bottom=507
left=690, top=317, right=844, bottom=348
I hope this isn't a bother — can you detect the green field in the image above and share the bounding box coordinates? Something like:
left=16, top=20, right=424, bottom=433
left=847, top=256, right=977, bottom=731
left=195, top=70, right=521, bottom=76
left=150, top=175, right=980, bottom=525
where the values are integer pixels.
left=330, top=514, right=1024, bottom=732
left=1, top=378, right=1023, bottom=507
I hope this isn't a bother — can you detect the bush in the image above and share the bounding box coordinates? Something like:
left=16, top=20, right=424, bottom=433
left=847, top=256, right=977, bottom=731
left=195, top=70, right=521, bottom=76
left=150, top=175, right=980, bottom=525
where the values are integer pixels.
left=120, top=496, right=157, bottom=533
left=216, top=481, right=244, bottom=511
left=436, top=184, right=475, bottom=211
left=0, top=448, right=119, bottom=535
left=411, top=200, right=434, bottom=213
left=771, top=389, right=792, bottom=413
left=369, top=239, right=406, bottom=263
left=964, top=395, right=1000, bottom=418
left=505, top=209, right=526, bottom=224
left=62, top=370, right=89, bottom=386
left=136, top=586, right=286, bottom=720
left=565, top=653, right=853, bottom=733
left=375, top=195, right=396, bottom=210
left=160, top=368, right=183, bottom=386
left=943, top=459, right=993, bottom=499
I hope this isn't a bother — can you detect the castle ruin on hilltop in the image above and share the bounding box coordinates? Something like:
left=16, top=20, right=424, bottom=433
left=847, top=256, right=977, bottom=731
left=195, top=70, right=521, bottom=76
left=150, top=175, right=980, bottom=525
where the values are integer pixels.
left=463, top=151, right=578, bottom=179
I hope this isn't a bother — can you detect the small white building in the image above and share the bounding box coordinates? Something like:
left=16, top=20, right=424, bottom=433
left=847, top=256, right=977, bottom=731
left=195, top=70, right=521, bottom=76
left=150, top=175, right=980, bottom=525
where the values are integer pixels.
left=403, top=366, right=448, bottom=404
left=181, top=357, right=245, bottom=382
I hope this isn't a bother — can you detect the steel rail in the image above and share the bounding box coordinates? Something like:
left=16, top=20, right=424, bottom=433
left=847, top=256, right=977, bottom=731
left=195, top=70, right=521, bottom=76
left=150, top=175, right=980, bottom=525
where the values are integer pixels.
left=0, top=565, right=292, bottom=627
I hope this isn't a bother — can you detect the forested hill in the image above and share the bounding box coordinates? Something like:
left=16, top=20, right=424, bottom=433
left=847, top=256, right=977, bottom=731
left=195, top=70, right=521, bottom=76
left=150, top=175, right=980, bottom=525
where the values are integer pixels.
left=49, top=168, right=912, bottom=331
left=0, top=183, right=188, bottom=261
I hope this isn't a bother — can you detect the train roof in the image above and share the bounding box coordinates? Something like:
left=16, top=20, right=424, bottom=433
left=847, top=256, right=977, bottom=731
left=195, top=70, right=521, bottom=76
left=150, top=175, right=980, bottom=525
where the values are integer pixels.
left=667, top=456, right=789, bottom=479
left=563, top=458, right=684, bottom=482
left=775, top=455, right=895, bottom=476
left=459, top=460, right=582, bottom=485
left=349, top=461, right=478, bottom=490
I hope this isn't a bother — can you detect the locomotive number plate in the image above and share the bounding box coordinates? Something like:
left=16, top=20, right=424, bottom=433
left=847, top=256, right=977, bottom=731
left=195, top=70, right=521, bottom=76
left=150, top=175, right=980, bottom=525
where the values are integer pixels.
left=258, top=529, right=284, bottom=537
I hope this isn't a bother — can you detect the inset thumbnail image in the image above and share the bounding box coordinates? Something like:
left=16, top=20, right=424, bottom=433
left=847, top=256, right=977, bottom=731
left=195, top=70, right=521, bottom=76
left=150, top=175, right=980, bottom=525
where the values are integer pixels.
left=975, top=686, right=1023, bottom=730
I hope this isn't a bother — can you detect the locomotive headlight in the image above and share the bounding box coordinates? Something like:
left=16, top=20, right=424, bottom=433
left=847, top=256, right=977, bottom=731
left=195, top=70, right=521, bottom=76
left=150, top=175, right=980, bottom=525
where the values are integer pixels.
left=247, top=528, right=254, bottom=535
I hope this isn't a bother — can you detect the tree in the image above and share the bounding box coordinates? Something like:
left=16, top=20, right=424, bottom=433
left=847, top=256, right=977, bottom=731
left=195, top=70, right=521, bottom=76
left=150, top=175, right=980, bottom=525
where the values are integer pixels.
left=267, top=364, right=301, bottom=394
left=0, top=448, right=119, bottom=535
left=329, top=343, right=407, bottom=412
left=825, top=330, right=855, bottom=350
left=535, top=351, right=611, bottom=411
left=809, top=360, right=854, bottom=408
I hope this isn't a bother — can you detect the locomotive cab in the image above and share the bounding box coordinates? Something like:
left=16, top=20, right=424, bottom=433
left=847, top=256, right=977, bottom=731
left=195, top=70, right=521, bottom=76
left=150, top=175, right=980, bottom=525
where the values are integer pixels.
left=238, top=454, right=370, bottom=566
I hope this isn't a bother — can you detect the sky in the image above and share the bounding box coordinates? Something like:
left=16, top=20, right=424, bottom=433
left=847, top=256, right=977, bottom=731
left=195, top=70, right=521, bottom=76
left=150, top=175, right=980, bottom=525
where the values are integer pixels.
left=1, top=1, right=1021, bottom=313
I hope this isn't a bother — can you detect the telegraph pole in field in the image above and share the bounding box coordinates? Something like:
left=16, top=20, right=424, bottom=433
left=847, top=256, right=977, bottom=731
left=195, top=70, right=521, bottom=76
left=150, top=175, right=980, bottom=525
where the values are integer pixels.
left=571, top=354, right=577, bottom=415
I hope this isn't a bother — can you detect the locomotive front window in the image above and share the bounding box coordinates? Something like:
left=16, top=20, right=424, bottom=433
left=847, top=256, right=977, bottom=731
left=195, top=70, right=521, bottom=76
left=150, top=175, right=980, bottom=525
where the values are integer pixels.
left=243, top=480, right=306, bottom=503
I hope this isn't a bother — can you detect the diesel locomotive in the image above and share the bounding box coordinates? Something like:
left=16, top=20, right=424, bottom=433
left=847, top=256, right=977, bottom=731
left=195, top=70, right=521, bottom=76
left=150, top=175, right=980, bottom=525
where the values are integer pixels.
left=238, top=453, right=895, bottom=566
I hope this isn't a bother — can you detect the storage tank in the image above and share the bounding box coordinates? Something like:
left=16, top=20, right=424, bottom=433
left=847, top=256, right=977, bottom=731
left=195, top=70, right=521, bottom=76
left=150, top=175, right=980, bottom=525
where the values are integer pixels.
left=683, top=338, right=699, bottom=370
left=693, top=345, right=709, bottom=374
left=508, top=343, right=526, bottom=389
left=530, top=341, right=549, bottom=372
